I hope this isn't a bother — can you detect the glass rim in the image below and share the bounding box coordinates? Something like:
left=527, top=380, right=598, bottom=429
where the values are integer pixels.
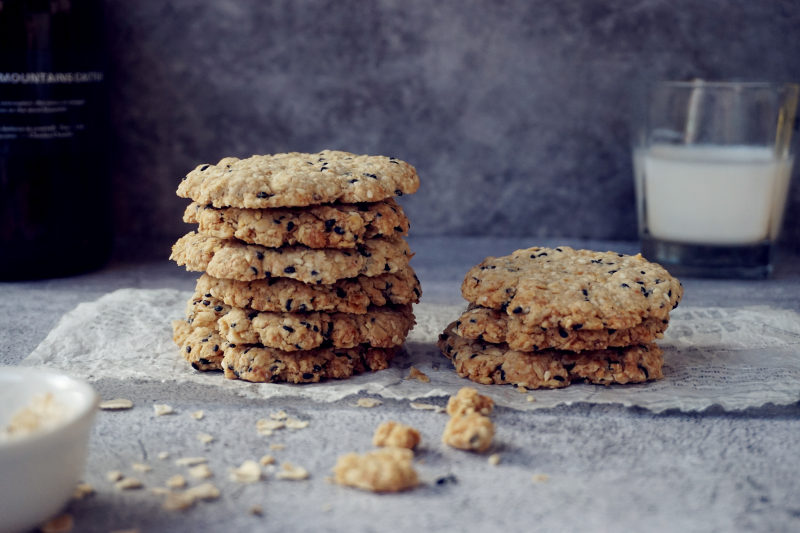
left=650, top=80, right=799, bottom=91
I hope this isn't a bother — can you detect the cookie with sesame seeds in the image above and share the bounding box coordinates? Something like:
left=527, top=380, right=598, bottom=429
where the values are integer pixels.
left=194, top=267, right=421, bottom=315
left=183, top=198, right=410, bottom=249
left=461, top=246, right=682, bottom=331
left=170, top=232, right=412, bottom=284
left=221, top=343, right=397, bottom=383
left=177, top=150, right=419, bottom=209
left=438, top=322, right=664, bottom=389
left=182, top=291, right=415, bottom=351
left=172, top=321, right=225, bottom=372
left=453, top=305, right=669, bottom=352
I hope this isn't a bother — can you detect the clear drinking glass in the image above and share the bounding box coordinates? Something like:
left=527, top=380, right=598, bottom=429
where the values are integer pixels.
left=633, top=81, right=799, bottom=278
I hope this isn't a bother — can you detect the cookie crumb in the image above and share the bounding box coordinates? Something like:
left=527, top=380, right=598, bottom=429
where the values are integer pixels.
left=285, top=417, right=309, bottom=430
left=162, top=483, right=221, bottom=510
left=99, top=398, right=134, bottom=410
left=39, top=513, right=74, bottom=533
left=256, top=418, right=285, bottom=436
left=132, top=463, right=151, bottom=473
left=166, top=474, right=187, bottom=489
left=259, top=454, right=275, bottom=466
left=188, top=464, right=213, bottom=480
left=276, top=462, right=310, bottom=480
left=153, top=404, right=174, bottom=416
left=527, top=395, right=536, bottom=403
left=115, top=477, right=143, bottom=490
left=197, top=432, right=215, bottom=444
left=157, top=451, right=170, bottom=460
left=162, top=492, right=193, bottom=512
left=409, top=402, right=444, bottom=413
left=356, top=398, right=383, bottom=408
left=269, top=410, right=288, bottom=420
left=516, top=384, right=528, bottom=393
left=488, top=453, right=501, bottom=466
left=191, top=410, right=205, bottom=420
left=72, top=482, right=94, bottom=500
left=406, top=366, right=430, bottom=383
left=106, top=470, right=124, bottom=482
left=531, top=473, right=550, bottom=483
left=332, top=447, right=418, bottom=493
left=249, top=505, right=264, bottom=516
left=442, top=411, right=494, bottom=453
left=230, top=460, right=262, bottom=483
left=372, top=421, right=421, bottom=449
left=446, top=387, right=494, bottom=417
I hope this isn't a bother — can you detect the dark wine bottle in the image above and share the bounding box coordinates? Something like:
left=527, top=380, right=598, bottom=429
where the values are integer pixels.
left=0, top=0, right=111, bottom=280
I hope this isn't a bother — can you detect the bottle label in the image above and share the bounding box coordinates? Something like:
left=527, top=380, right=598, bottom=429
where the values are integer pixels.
left=0, top=71, right=104, bottom=142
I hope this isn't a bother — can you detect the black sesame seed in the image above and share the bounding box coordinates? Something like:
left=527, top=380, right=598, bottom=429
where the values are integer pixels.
left=250, top=266, right=258, bottom=275
left=214, top=305, right=223, bottom=312
left=200, top=164, right=209, bottom=171
left=302, top=372, right=314, bottom=380
left=186, top=346, right=192, bottom=353
left=283, top=325, right=295, bottom=333
left=285, top=299, right=293, bottom=311
left=284, top=266, right=296, bottom=274
left=363, top=173, right=378, bottom=179
left=256, top=191, right=271, bottom=199
left=621, top=283, right=630, bottom=288
left=324, top=219, right=336, bottom=232
left=257, top=251, right=264, bottom=260
left=286, top=221, right=295, bottom=231
left=334, top=226, right=345, bottom=235
left=558, top=327, right=568, bottom=338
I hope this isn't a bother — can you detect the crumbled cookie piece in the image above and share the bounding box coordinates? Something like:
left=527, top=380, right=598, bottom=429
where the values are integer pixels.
left=166, top=475, right=187, bottom=489
left=332, top=447, right=418, bottom=492
left=406, top=366, right=430, bottom=383
left=197, top=432, right=215, bottom=444
left=256, top=418, right=285, bottom=436
left=285, top=417, right=309, bottom=430
left=188, top=464, right=213, bottom=480
left=259, top=454, right=275, bottom=466
left=162, top=482, right=220, bottom=511
left=99, top=398, right=134, bottom=410
left=191, top=410, right=205, bottom=420
left=446, top=387, right=494, bottom=417
left=230, top=460, right=262, bottom=483
left=356, top=398, right=383, bottom=408
left=372, top=421, right=421, bottom=449
left=488, top=453, right=501, bottom=466
left=442, top=412, right=494, bottom=453
left=153, top=404, right=174, bottom=416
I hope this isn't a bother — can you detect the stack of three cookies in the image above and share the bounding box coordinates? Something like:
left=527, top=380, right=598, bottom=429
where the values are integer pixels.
left=439, top=247, right=683, bottom=389
left=170, top=151, right=421, bottom=383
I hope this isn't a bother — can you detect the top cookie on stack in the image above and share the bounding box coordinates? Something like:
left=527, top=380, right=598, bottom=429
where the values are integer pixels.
left=439, top=246, right=683, bottom=389
left=170, top=150, right=421, bottom=384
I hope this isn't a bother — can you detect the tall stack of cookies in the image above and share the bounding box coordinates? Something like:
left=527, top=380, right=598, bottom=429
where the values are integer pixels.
left=438, top=246, right=683, bottom=389
left=170, top=150, right=421, bottom=383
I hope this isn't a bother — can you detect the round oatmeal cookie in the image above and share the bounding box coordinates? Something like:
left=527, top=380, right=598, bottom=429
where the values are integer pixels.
left=453, top=305, right=669, bottom=352
left=438, top=323, right=664, bottom=389
left=222, top=343, right=397, bottom=383
left=183, top=291, right=414, bottom=351
left=172, top=321, right=225, bottom=372
left=194, top=267, right=421, bottom=315
left=183, top=198, right=410, bottom=249
left=461, top=246, right=683, bottom=331
left=170, top=232, right=412, bottom=284
left=177, top=150, right=419, bottom=209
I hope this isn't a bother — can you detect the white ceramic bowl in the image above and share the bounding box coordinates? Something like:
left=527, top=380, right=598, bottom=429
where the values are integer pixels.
left=0, top=367, right=98, bottom=533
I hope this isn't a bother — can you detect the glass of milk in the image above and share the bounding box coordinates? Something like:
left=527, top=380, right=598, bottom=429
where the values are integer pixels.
left=633, top=80, right=799, bottom=278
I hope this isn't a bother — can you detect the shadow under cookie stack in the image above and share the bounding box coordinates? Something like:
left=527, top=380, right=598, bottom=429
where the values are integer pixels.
left=438, top=246, right=683, bottom=389
left=170, top=150, right=421, bottom=383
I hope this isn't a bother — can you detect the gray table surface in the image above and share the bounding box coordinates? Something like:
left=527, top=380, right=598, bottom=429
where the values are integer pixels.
left=2, top=237, right=800, bottom=533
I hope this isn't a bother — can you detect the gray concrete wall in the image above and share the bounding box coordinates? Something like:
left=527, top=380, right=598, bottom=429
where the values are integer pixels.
left=104, top=0, right=800, bottom=254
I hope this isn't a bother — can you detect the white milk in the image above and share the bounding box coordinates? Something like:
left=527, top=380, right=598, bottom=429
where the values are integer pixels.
left=640, top=144, right=793, bottom=245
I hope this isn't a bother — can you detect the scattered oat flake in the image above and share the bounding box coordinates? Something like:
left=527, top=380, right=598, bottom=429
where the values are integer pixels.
left=406, top=366, right=430, bottom=383
left=488, top=453, right=501, bottom=466
left=269, top=410, right=288, bottom=420
left=153, top=404, right=174, bottom=416
left=115, top=477, right=143, bottom=490
left=531, top=473, right=550, bottom=483
left=158, top=451, right=170, bottom=460
left=189, top=464, right=213, bottom=480
left=197, top=432, right=215, bottom=444
left=186, top=482, right=220, bottom=501
left=166, top=475, right=187, bottom=489
left=276, top=462, right=310, bottom=480
left=250, top=505, right=264, bottom=516
left=132, top=463, right=152, bottom=473
left=191, top=410, right=204, bottom=420
left=285, top=417, right=309, bottom=429
left=259, top=454, right=275, bottom=466
left=516, top=384, right=528, bottom=393
left=256, top=418, right=285, bottom=435
left=409, top=402, right=444, bottom=412
left=39, top=513, right=74, bottom=533
left=72, top=482, right=94, bottom=500
left=269, top=443, right=286, bottom=451
left=175, top=457, right=207, bottom=467
left=356, top=398, right=382, bottom=408
left=99, top=398, right=133, bottom=410
left=527, top=395, right=536, bottom=403
left=150, top=487, right=171, bottom=496
left=106, top=470, right=124, bottom=482
left=230, top=460, right=262, bottom=483
left=162, top=483, right=220, bottom=511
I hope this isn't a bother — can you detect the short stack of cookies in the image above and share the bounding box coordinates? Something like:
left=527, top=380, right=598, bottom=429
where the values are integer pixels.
left=438, top=246, right=683, bottom=389
left=170, top=150, right=421, bottom=383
